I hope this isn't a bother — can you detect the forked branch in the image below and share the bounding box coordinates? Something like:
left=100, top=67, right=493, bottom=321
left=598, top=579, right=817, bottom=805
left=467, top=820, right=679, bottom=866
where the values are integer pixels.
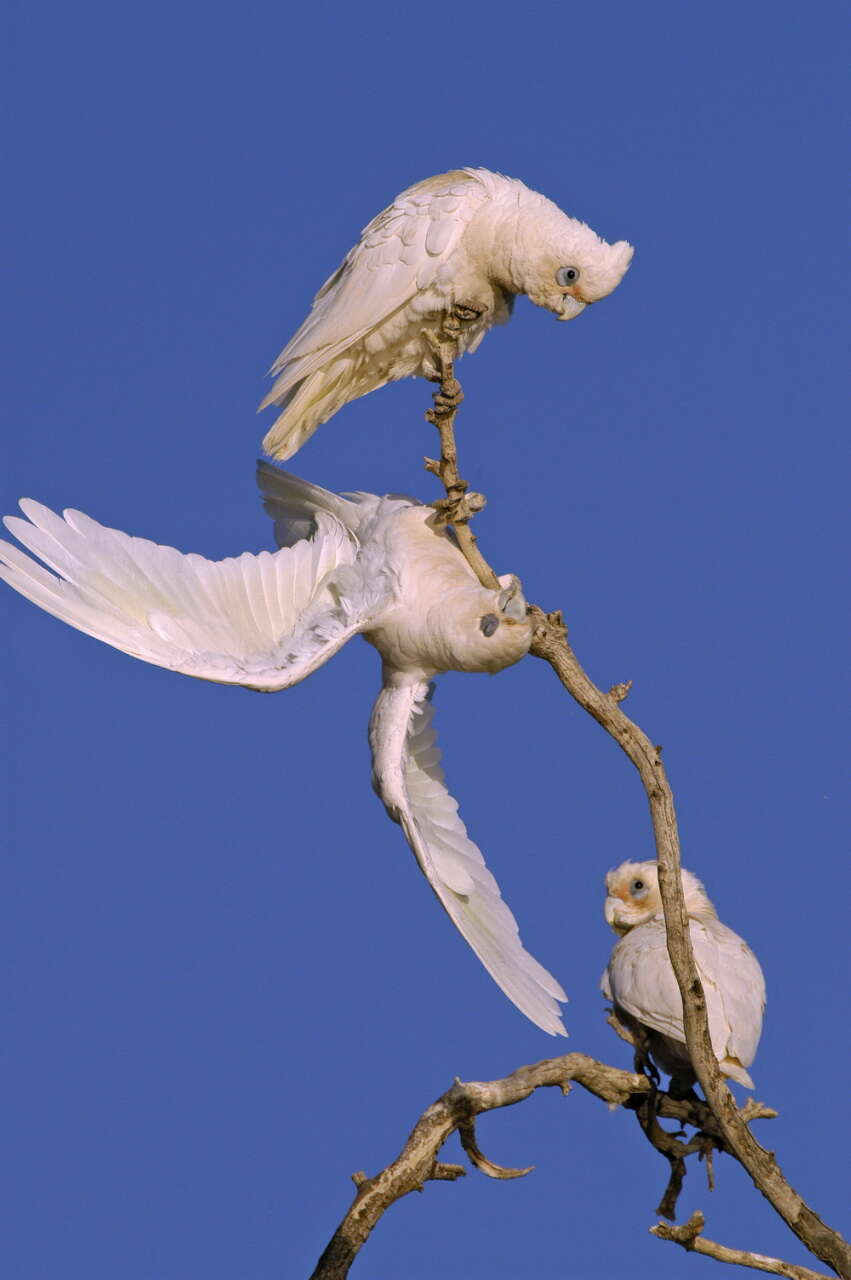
left=310, top=1053, right=764, bottom=1280
left=652, top=1211, right=834, bottom=1280
left=416, top=333, right=850, bottom=1279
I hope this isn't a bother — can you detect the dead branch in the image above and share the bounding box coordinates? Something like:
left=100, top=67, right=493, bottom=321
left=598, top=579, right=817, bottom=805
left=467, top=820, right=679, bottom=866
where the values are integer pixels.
left=418, top=353, right=851, bottom=1279
left=422, top=312, right=500, bottom=591
left=652, top=1211, right=835, bottom=1280
left=526, top=613, right=850, bottom=1278
left=309, top=1052, right=758, bottom=1280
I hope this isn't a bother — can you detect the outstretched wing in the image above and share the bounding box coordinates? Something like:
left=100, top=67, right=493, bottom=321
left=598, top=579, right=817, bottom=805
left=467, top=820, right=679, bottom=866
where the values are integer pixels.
left=0, top=500, right=390, bottom=691
left=260, top=170, right=489, bottom=411
left=369, top=680, right=567, bottom=1035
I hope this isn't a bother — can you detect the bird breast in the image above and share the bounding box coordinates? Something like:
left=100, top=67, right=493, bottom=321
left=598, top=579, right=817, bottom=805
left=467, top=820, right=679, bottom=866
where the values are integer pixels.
left=360, top=280, right=507, bottom=385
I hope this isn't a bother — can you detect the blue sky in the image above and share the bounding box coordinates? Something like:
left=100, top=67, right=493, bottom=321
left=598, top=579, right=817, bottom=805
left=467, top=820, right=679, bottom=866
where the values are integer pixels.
left=2, top=2, right=848, bottom=1277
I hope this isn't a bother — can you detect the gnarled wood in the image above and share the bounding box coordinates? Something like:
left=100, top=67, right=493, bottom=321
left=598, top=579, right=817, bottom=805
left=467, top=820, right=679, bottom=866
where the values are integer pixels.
left=652, top=1210, right=834, bottom=1280
left=413, top=353, right=851, bottom=1279
left=309, top=1053, right=753, bottom=1280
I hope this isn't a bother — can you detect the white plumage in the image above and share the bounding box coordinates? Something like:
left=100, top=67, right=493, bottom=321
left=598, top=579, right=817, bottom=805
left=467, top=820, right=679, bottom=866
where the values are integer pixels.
left=601, top=861, right=765, bottom=1089
left=260, top=167, right=633, bottom=459
left=0, top=467, right=567, bottom=1035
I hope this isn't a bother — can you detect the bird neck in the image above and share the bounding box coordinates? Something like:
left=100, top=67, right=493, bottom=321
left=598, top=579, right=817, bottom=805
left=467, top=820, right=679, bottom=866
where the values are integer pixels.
left=465, top=197, right=531, bottom=295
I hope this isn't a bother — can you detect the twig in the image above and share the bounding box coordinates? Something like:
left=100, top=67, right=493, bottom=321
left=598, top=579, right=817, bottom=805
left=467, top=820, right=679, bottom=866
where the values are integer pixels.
left=309, top=1053, right=741, bottom=1280
left=422, top=313, right=500, bottom=591
left=652, top=1211, right=834, bottom=1280
left=632, top=1084, right=710, bottom=1220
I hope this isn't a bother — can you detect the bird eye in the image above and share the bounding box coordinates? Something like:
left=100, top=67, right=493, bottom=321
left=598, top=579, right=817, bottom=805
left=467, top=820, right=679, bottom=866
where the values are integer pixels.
left=630, top=878, right=647, bottom=895
left=556, top=266, right=580, bottom=287
left=479, top=613, right=499, bottom=637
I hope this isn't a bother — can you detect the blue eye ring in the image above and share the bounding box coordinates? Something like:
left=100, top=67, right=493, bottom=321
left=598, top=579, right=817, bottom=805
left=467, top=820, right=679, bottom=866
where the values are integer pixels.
left=479, top=613, right=499, bottom=637
left=630, top=877, right=647, bottom=896
left=556, top=266, right=580, bottom=288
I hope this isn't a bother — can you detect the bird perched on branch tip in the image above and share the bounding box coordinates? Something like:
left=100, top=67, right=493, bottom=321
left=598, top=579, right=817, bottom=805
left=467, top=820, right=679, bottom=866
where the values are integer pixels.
left=602, top=861, right=765, bottom=1090
left=260, top=167, right=633, bottom=459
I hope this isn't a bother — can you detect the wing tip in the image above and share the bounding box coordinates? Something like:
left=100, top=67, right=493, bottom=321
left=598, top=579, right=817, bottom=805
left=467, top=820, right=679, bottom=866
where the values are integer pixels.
left=542, top=1013, right=569, bottom=1038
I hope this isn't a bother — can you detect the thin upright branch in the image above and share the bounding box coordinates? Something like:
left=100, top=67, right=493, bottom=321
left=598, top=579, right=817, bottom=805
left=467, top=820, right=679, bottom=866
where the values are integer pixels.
left=422, top=313, right=500, bottom=591
left=652, top=1211, right=835, bottom=1280
left=526, top=618, right=849, bottom=1278
left=419, top=344, right=851, bottom=1279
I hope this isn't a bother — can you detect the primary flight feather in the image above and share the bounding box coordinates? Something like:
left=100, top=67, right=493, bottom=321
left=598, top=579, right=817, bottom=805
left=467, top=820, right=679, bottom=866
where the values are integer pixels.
left=601, top=861, right=765, bottom=1089
left=260, top=167, right=633, bottom=459
left=0, top=467, right=567, bottom=1036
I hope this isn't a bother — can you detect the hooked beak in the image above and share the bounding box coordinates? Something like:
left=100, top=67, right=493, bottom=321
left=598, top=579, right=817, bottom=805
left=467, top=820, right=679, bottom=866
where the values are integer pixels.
left=558, top=293, right=587, bottom=322
left=604, top=897, right=629, bottom=935
left=496, top=573, right=528, bottom=621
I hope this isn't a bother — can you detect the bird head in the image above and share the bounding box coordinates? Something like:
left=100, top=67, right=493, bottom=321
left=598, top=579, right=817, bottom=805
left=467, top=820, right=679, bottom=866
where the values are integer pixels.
left=603, top=860, right=716, bottom=935
left=507, top=194, right=633, bottom=319
left=437, top=573, right=532, bottom=675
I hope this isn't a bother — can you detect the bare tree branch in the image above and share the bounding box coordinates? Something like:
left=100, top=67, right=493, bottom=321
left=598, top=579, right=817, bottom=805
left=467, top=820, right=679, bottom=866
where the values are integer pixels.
left=652, top=1211, right=835, bottom=1280
left=309, top=1052, right=755, bottom=1280
left=416, top=335, right=851, bottom=1279
left=422, top=314, right=500, bottom=592
left=526, top=607, right=850, bottom=1279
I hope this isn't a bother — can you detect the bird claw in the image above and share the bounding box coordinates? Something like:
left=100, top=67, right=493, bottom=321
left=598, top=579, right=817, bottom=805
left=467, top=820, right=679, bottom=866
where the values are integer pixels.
left=430, top=493, right=469, bottom=526
left=426, top=380, right=464, bottom=422
left=633, top=1038, right=660, bottom=1087
left=452, top=301, right=485, bottom=324
left=432, top=395, right=464, bottom=417
left=429, top=483, right=486, bottom=529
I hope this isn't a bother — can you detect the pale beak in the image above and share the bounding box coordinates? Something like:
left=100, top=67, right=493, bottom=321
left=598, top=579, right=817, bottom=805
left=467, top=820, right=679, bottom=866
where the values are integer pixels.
left=496, top=573, right=527, bottom=621
left=558, top=294, right=587, bottom=322
left=604, top=897, right=629, bottom=934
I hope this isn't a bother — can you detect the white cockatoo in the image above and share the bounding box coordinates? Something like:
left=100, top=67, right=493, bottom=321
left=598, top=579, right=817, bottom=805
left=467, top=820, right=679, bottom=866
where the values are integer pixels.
left=260, top=167, right=633, bottom=459
left=601, top=861, right=765, bottom=1089
left=0, top=465, right=567, bottom=1035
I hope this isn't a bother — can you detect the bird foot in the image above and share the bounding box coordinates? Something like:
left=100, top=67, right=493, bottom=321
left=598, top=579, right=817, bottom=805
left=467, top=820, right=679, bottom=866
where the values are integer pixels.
left=668, top=1076, right=700, bottom=1103
left=426, top=378, right=464, bottom=422
left=633, top=1041, right=661, bottom=1087
left=430, top=489, right=473, bottom=527
left=452, top=300, right=485, bottom=324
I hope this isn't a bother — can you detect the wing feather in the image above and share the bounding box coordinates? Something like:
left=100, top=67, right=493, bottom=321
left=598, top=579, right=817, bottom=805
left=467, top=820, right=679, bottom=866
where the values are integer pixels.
left=697, top=920, right=765, bottom=1071
left=605, top=916, right=764, bottom=1079
left=605, top=918, right=685, bottom=1043
left=369, top=681, right=567, bottom=1035
left=260, top=170, right=489, bottom=409
left=1, top=501, right=392, bottom=691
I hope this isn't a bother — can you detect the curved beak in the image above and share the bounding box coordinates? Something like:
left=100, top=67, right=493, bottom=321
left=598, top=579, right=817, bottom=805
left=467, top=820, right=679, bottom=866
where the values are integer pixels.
left=558, top=293, right=587, bottom=321
left=604, top=896, right=629, bottom=935
left=497, top=573, right=528, bottom=621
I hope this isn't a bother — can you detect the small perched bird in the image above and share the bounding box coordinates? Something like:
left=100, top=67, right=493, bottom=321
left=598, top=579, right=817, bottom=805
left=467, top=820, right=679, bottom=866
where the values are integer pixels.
left=601, top=861, right=765, bottom=1089
left=0, top=466, right=567, bottom=1035
left=260, top=167, right=633, bottom=459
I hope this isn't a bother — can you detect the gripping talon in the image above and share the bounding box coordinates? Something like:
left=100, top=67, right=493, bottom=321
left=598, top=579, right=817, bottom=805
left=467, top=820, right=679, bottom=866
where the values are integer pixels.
left=452, top=301, right=486, bottom=324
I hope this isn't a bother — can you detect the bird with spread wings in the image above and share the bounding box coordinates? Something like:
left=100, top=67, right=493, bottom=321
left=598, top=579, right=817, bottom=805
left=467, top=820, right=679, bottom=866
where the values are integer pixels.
left=0, top=465, right=567, bottom=1036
